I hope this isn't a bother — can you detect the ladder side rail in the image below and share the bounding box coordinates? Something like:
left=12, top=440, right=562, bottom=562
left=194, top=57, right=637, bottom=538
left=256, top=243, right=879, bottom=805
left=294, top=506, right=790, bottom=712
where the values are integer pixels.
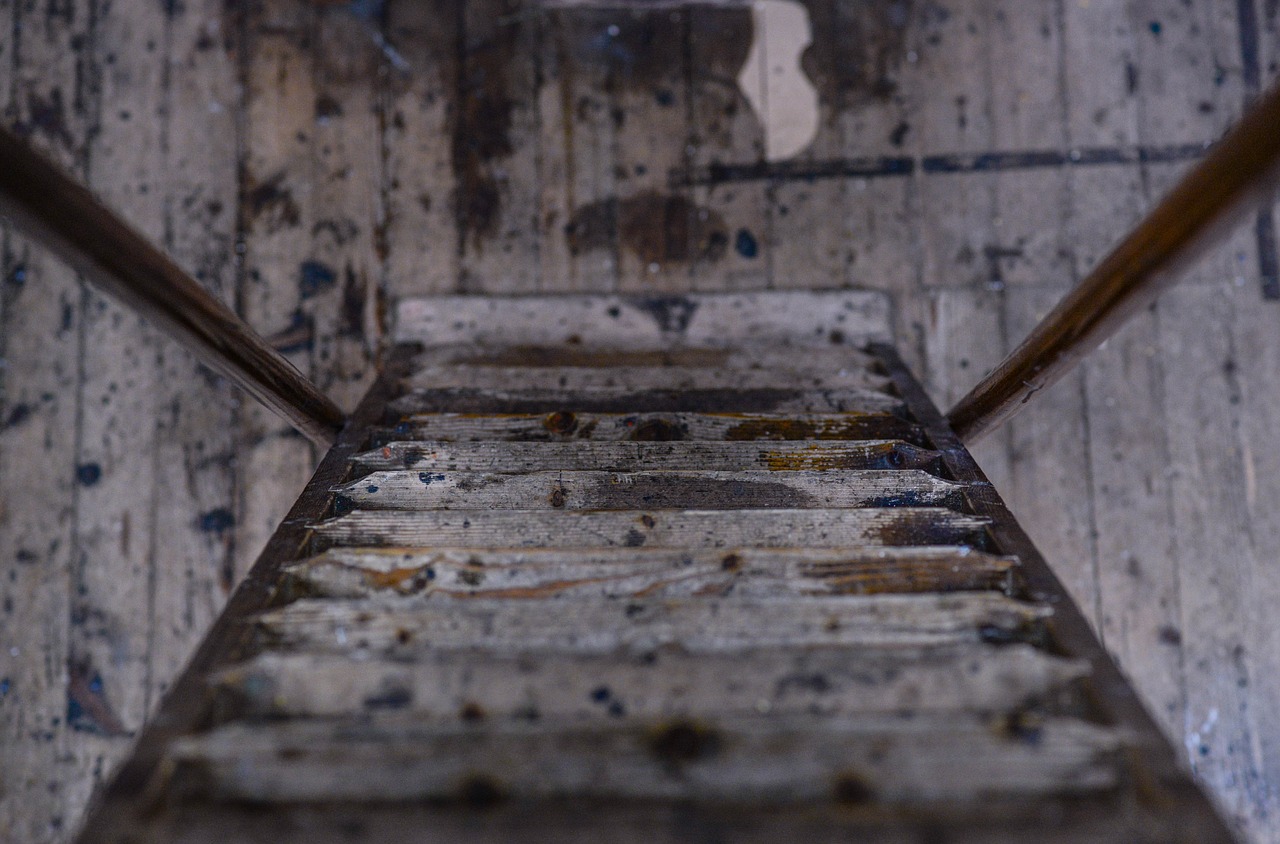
left=948, top=81, right=1280, bottom=443
left=0, top=124, right=346, bottom=446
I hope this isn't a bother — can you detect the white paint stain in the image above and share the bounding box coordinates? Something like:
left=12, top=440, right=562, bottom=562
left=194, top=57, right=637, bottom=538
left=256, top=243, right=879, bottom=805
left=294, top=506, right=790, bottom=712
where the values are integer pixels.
left=736, top=0, right=820, bottom=161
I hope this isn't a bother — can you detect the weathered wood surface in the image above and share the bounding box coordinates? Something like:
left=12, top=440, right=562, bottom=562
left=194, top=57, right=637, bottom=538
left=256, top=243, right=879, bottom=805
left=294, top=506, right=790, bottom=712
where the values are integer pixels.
left=5, top=1, right=1279, bottom=839
left=354, top=440, right=942, bottom=473
left=333, top=469, right=969, bottom=511
left=373, top=411, right=927, bottom=446
left=407, top=343, right=882, bottom=371
left=256, top=593, right=1045, bottom=654
left=165, top=713, right=1120, bottom=804
left=313, top=507, right=991, bottom=549
left=211, top=642, right=1087, bottom=720
left=393, top=291, right=892, bottom=348
left=389, top=386, right=909, bottom=416
left=282, top=546, right=1018, bottom=600
left=403, top=364, right=897, bottom=393
left=116, top=801, right=1231, bottom=844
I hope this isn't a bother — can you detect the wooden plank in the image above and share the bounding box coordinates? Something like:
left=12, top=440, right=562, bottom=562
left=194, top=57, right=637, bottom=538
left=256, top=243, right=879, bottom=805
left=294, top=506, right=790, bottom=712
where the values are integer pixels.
left=0, top=0, right=94, bottom=838
left=536, top=6, right=621, bottom=292
left=68, top=0, right=166, bottom=814
left=984, top=0, right=1073, bottom=291
left=312, top=507, right=990, bottom=550
left=457, top=0, right=542, bottom=293
left=380, top=0, right=460, bottom=297
left=258, top=592, right=1044, bottom=655
left=306, top=5, right=383, bottom=411
left=1126, top=0, right=1255, bottom=294
left=164, top=712, right=1120, bottom=805
left=405, top=340, right=882, bottom=371
left=917, top=287, right=1013, bottom=498
left=281, top=546, right=1018, bottom=600
left=606, top=6, right=699, bottom=295
left=687, top=2, right=769, bottom=290
left=113, top=799, right=1224, bottom=844
left=836, top=0, right=918, bottom=297
left=1158, top=284, right=1268, bottom=833
left=767, top=0, right=849, bottom=292
left=913, top=0, right=996, bottom=291
left=212, top=642, right=1086, bottom=721
left=999, top=287, right=1098, bottom=628
left=1061, top=0, right=1184, bottom=746
left=1223, top=271, right=1280, bottom=833
left=402, top=364, right=896, bottom=392
left=392, top=291, right=892, bottom=348
left=333, top=469, right=970, bottom=511
left=374, top=411, right=926, bottom=446
left=387, top=386, right=907, bottom=415
left=353, top=440, right=943, bottom=473
left=146, top=0, right=242, bottom=733
left=235, top=2, right=322, bottom=607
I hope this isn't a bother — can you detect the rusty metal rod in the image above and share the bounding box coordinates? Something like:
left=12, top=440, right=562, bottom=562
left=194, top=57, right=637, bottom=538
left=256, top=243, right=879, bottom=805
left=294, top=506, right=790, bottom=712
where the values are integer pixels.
left=0, top=124, right=345, bottom=447
left=947, top=82, right=1280, bottom=444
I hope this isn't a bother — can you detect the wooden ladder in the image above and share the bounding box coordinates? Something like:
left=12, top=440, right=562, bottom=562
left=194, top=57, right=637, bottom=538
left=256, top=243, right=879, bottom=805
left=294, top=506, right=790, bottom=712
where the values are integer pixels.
left=76, top=291, right=1234, bottom=842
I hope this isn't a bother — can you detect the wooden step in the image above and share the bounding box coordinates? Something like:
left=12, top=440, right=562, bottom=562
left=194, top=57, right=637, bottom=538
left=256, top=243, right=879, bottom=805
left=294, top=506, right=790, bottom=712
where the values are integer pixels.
left=255, top=593, right=1047, bottom=655
left=281, top=547, right=1018, bottom=601
left=333, top=469, right=971, bottom=511
left=388, top=386, right=908, bottom=416
left=312, top=507, right=991, bottom=549
left=354, top=440, right=944, bottom=473
left=403, top=364, right=897, bottom=393
left=393, top=291, right=891, bottom=350
left=211, top=643, right=1087, bottom=721
left=165, top=713, right=1121, bottom=805
left=407, top=343, right=884, bottom=372
left=372, top=411, right=927, bottom=445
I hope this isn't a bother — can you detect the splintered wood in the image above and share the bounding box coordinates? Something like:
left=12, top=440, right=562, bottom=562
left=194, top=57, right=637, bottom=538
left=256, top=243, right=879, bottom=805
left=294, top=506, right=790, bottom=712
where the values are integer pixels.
left=75, top=293, right=1234, bottom=843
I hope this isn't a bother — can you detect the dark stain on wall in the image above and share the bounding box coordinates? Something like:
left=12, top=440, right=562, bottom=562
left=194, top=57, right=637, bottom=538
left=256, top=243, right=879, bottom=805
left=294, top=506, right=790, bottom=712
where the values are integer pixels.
left=566, top=191, right=728, bottom=268
left=453, top=1, right=519, bottom=249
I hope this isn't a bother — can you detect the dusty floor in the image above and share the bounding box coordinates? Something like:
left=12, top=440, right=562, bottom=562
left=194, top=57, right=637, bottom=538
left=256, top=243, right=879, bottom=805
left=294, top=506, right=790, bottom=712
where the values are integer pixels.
left=2, top=0, right=1280, bottom=840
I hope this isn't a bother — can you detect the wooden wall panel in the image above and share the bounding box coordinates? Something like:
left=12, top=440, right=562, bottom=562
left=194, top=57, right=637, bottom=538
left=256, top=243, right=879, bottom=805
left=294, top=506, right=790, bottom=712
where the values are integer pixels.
left=2, top=1, right=1280, bottom=841
left=0, top=3, right=96, bottom=841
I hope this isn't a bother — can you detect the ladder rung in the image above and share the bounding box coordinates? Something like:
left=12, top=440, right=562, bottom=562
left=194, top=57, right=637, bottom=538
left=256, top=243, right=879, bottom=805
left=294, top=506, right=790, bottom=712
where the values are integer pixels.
left=353, top=440, right=943, bottom=473
left=281, top=546, right=1018, bottom=601
left=373, top=411, right=927, bottom=445
left=333, top=469, right=970, bottom=511
left=402, top=365, right=897, bottom=393
left=211, top=643, right=1088, bottom=722
left=166, top=712, right=1120, bottom=805
left=255, top=592, right=1045, bottom=654
left=311, top=507, right=991, bottom=550
left=388, top=387, right=907, bottom=416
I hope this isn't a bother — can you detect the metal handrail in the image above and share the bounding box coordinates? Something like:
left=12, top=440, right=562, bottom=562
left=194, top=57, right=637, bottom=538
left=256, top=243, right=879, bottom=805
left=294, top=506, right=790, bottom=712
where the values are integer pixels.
left=948, top=82, right=1280, bottom=443
left=0, top=125, right=345, bottom=446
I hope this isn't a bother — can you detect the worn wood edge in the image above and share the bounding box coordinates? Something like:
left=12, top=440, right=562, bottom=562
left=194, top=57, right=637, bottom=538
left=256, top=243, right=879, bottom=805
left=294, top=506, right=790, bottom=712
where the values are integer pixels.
left=161, top=712, right=1124, bottom=804
left=330, top=469, right=972, bottom=511
left=350, top=439, right=945, bottom=474
left=404, top=343, right=882, bottom=371
left=371, top=411, right=928, bottom=446
left=401, top=364, right=897, bottom=393
left=207, top=641, right=1089, bottom=721
left=121, top=794, right=1227, bottom=844
left=252, top=591, right=1051, bottom=655
left=869, top=342, right=1240, bottom=841
left=278, top=545, right=1019, bottom=601
left=308, top=507, right=994, bottom=550
left=392, top=290, right=893, bottom=348
left=70, top=349, right=413, bottom=844
left=387, top=386, right=909, bottom=417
